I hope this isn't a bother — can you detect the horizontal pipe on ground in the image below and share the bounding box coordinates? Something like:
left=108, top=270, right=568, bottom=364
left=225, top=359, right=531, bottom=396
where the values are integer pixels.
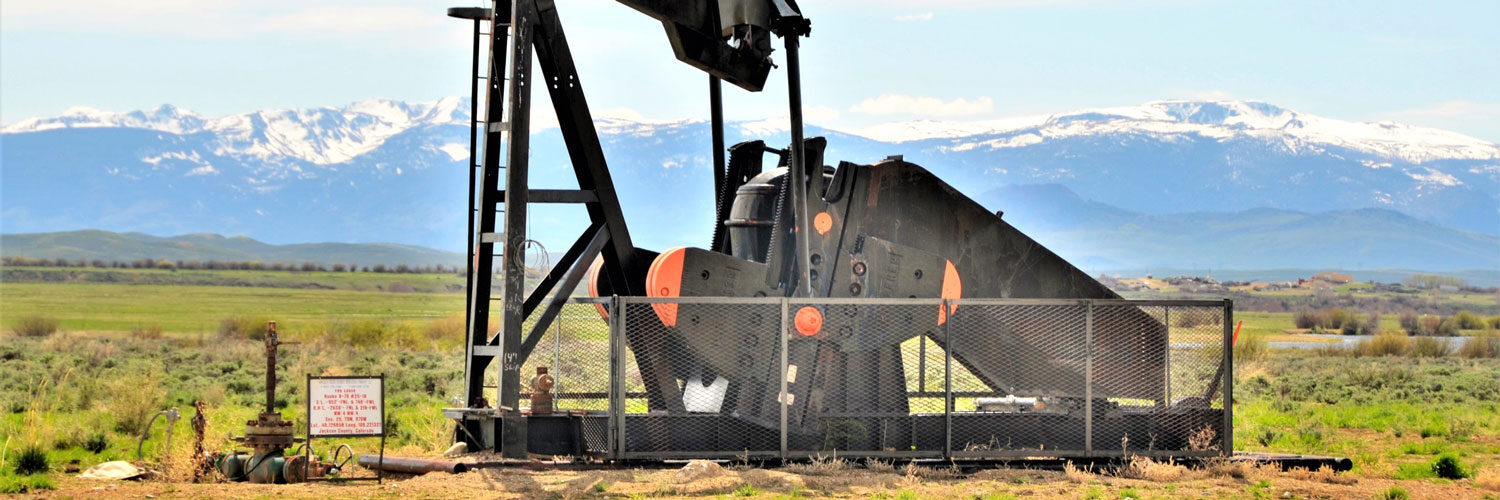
left=357, top=455, right=469, bottom=475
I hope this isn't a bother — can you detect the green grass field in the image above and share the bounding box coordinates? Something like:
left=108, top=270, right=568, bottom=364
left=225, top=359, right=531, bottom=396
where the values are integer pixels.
left=2, top=265, right=467, bottom=292
left=1, top=282, right=466, bottom=334
left=3, top=272, right=1500, bottom=495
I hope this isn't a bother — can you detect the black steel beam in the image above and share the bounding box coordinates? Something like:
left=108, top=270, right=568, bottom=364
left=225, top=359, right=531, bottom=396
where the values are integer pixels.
left=494, top=189, right=597, bottom=203
left=497, top=0, right=535, bottom=441
left=612, top=0, right=716, bottom=36
left=530, top=0, right=636, bottom=296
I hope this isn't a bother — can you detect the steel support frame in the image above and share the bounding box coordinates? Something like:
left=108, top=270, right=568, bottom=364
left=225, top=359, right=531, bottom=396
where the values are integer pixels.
left=596, top=296, right=1230, bottom=461
left=457, top=0, right=646, bottom=459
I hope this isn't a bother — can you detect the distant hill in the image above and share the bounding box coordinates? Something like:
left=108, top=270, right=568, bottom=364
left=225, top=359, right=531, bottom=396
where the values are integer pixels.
left=0, top=230, right=465, bottom=268
left=980, top=184, right=1500, bottom=273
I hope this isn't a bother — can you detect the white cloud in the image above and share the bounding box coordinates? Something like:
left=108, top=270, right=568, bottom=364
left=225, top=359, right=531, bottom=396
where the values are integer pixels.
left=850, top=94, right=994, bottom=117
left=893, top=13, right=935, bottom=22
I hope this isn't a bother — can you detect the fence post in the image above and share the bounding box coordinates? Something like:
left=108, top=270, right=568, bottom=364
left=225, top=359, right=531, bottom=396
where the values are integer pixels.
left=610, top=296, right=627, bottom=459
left=1084, top=301, right=1094, bottom=456
left=1222, top=299, right=1234, bottom=456
left=1163, top=306, right=1171, bottom=406
left=779, top=298, right=789, bottom=459
left=943, top=299, right=953, bottom=459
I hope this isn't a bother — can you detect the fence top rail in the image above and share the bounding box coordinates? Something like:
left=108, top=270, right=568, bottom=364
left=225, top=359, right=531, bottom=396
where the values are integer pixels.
left=567, top=296, right=1229, bottom=308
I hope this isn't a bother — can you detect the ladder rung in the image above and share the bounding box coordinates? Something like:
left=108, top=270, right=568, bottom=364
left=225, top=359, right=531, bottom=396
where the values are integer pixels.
left=488, top=121, right=509, bottom=132
left=480, top=232, right=502, bottom=243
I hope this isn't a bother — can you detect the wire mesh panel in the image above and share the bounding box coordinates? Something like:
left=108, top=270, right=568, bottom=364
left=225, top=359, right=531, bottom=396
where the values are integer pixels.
left=617, top=298, right=783, bottom=458
left=784, top=300, right=947, bottom=457
left=553, top=296, right=1229, bottom=460
left=1089, top=304, right=1226, bottom=456
left=549, top=303, right=613, bottom=412
left=946, top=302, right=1088, bottom=456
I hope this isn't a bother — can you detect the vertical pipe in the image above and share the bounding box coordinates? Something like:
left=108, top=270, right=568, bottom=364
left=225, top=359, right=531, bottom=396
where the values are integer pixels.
left=943, top=300, right=953, bottom=458
left=265, top=327, right=277, bottom=415
left=710, top=76, right=726, bottom=252
left=779, top=299, right=789, bottom=459
left=1222, top=299, right=1234, bottom=456
left=783, top=36, right=814, bottom=297
left=1084, top=302, right=1094, bottom=455
left=465, top=17, right=480, bottom=331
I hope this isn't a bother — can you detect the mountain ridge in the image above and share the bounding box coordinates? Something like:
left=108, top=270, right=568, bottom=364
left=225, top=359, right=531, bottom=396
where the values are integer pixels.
left=2, top=98, right=1496, bottom=264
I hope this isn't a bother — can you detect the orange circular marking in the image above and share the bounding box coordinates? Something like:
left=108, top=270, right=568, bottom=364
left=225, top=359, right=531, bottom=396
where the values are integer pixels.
left=794, top=306, right=823, bottom=337
left=645, top=247, right=687, bottom=326
left=813, top=212, right=833, bottom=235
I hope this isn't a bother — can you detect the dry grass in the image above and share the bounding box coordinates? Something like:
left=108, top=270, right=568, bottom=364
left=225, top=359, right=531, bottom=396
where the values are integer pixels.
left=1477, top=467, right=1500, bottom=492
left=1063, top=461, right=1096, bottom=482
left=1115, top=455, right=1186, bottom=482
left=1235, top=335, right=1269, bottom=363
left=782, top=454, right=852, bottom=476
left=130, top=324, right=165, bottom=339
left=1409, top=336, right=1451, bottom=357
left=864, top=458, right=896, bottom=473
left=105, top=367, right=165, bottom=435
left=1458, top=329, right=1500, bottom=358
left=1288, top=465, right=1358, bottom=485
left=10, top=315, right=59, bottom=338
left=1186, top=426, right=1219, bottom=452
left=1354, top=331, right=1411, bottom=357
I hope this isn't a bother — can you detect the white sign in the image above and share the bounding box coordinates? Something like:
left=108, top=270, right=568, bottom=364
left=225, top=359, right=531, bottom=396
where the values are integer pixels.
left=308, top=377, right=384, bottom=437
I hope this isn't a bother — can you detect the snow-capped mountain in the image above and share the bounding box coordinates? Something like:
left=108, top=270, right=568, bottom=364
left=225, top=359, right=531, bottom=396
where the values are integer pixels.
left=853, top=100, right=1499, bottom=164
left=2, top=98, right=1496, bottom=271
left=2, top=97, right=469, bottom=165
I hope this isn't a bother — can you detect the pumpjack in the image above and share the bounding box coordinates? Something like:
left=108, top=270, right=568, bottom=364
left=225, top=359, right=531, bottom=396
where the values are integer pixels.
left=443, top=0, right=1227, bottom=460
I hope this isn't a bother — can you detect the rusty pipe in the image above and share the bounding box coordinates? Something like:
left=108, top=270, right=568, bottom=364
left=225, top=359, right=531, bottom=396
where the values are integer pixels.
left=357, top=455, right=469, bottom=474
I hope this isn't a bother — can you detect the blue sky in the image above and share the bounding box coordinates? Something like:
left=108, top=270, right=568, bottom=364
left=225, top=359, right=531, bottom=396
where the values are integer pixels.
left=2, top=0, right=1497, bottom=141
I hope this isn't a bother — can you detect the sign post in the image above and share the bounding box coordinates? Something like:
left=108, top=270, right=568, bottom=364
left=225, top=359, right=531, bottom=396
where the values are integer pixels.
left=306, top=375, right=386, bottom=483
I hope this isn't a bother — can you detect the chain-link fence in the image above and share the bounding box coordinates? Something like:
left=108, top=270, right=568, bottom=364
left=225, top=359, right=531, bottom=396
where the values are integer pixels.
left=527, top=297, right=1230, bottom=460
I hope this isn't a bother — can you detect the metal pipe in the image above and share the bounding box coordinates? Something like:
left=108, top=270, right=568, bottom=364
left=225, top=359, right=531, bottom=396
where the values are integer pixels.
left=711, top=76, right=726, bottom=252
left=466, top=16, right=481, bottom=328
left=783, top=34, right=814, bottom=297
left=357, top=455, right=469, bottom=474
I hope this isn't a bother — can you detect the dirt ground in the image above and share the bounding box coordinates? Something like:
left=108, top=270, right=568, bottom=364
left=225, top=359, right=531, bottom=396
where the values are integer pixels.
left=19, top=457, right=1500, bottom=499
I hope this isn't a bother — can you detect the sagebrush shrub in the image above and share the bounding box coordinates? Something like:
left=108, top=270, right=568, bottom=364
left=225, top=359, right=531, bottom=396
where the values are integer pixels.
left=10, top=316, right=59, bottom=338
